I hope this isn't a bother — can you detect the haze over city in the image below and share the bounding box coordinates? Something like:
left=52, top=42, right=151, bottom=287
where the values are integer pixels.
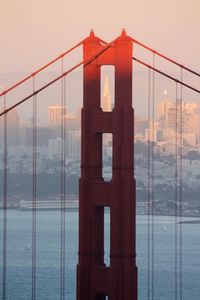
left=1, top=0, right=200, bottom=121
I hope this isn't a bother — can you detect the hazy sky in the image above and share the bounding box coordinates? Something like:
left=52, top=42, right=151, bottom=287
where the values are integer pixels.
left=0, top=0, right=200, bottom=121
left=1, top=0, right=200, bottom=73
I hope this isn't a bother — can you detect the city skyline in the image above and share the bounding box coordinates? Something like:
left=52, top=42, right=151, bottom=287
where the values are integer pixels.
left=2, top=87, right=200, bottom=159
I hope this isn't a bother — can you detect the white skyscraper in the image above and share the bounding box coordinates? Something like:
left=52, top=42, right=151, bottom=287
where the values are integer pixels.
left=102, top=75, right=112, bottom=112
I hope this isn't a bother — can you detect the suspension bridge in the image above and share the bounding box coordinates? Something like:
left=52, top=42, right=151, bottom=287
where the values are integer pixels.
left=0, top=30, right=200, bottom=300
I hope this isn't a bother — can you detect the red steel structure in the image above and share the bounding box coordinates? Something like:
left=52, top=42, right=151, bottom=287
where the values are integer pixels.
left=77, top=30, right=137, bottom=300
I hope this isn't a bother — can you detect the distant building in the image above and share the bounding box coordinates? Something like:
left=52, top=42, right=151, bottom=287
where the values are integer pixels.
left=66, top=130, right=81, bottom=158
left=48, top=137, right=62, bottom=159
left=48, top=105, right=67, bottom=125
left=102, top=75, right=112, bottom=111
left=101, top=76, right=113, bottom=147
left=157, top=91, right=174, bottom=129
left=48, top=130, right=81, bottom=159
left=157, top=91, right=200, bottom=147
left=135, top=133, right=144, bottom=143
left=135, top=117, right=148, bottom=136
left=65, top=111, right=81, bottom=131
left=49, top=109, right=81, bottom=140
left=144, top=120, right=159, bottom=143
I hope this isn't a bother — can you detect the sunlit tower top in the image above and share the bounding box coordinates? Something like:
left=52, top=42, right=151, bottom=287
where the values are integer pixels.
left=102, top=75, right=112, bottom=111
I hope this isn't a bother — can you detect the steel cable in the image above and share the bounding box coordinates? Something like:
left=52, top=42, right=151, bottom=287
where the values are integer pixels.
left=151, top=53, right=155, bottom=300
left=3, top=95, right=7, bottom=300
left=175, top=82, right=178, bottom=300
left=179, top=69, right=183, bottom=300
left=0, top=44, right=112, bottom=118
left=32, top=77, right=37, bottom=300
left=60, top=58, right=66, bottom=300
left=147, top=68, right=151, bottom=300
left=131, top=38, right=200, bottom=77
left=132, top=57, right=200, bottom=95
left=0, top=40, right=84, bottom=97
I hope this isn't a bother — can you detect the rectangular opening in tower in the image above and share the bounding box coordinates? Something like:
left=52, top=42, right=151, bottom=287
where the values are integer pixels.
left=101, top=66, right=115, bottom=112
left=104, top=207, right=110, bottom=267
left=102, top=133, right=112, bottom=181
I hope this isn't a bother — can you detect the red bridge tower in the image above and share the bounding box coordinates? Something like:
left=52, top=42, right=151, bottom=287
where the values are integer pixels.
left=77, top=30, right=137, bottom=300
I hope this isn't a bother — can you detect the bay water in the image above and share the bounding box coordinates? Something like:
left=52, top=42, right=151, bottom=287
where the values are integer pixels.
left=0, top=210, right=200, bottom=299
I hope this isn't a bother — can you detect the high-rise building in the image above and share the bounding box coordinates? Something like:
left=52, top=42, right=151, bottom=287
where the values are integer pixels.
left=157, top=91, right=174, bottom=129
left=66, top=130, right=81, bottom=158
left=48, top=137, right=62, bottom=159
left=101, top=76, right=112, bottom=147
left=144, top=120, right=159, bottom=142
left=135, top=117, right=148, bottom=136
left=102, top=75, right=112, bottom=111
left=157, top=91, right=200, bottom=146
left=65, top=111, right=81, bottom=131
left=48, top=105, right=67, bottom=125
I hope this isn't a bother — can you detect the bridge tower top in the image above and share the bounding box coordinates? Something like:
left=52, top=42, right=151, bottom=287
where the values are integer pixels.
left=77, top=31, right=138, bottom=300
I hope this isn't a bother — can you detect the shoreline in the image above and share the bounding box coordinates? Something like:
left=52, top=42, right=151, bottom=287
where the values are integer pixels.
left=1, top=208, right=200, bottom=221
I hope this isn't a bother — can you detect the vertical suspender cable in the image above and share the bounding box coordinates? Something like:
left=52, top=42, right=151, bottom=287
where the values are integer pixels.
left=175, top=82, right=178, bottom=300
left=151, top=53, right=155, bottom=300
left=3, top=94, right=7, bottom=300
left=60, top=58, right=63, bottom=300
left=60, top=58, right=66, bottom=300
left=63, top=75, right=67, bottom=300
left=32, top=77, right=37, bottom=300
left=179, top=69, right=183, bottom=300
left=147, top=68, right=151, bottom=300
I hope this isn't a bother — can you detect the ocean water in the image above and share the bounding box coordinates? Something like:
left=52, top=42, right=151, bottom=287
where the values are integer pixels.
left=0, top=210, right=200, bottom=300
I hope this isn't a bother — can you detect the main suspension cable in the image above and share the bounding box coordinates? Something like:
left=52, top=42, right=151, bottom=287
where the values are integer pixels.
left=0, top=40, right=84, bottom=97
left=131, top=38, right=200, bottom=77
left=0, top=44, right=112, bottom=118
left=1, top=35, right=199, bottom=99
left=132, top=57, right=200, bottom=94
